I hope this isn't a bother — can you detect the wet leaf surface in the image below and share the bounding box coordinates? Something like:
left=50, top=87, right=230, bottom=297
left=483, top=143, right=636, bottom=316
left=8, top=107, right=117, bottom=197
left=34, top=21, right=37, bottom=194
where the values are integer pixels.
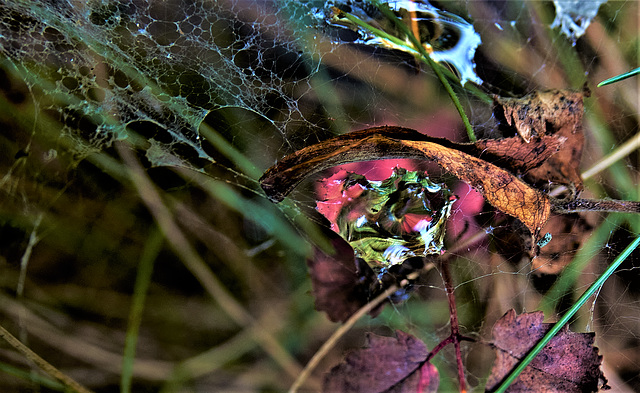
left=324, top=330, right=438, bottom=393
left=308, top=228, right=424, bottom=322
left=486, top=310, right=608, bottom=393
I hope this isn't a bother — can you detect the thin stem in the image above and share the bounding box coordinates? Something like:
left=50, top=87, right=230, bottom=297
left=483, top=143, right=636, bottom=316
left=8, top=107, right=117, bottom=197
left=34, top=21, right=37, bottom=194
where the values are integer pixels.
left=0, top=323, right=94, bottom=393
left=440, top=259, right=467, bottom=393
left=370, top=0, right=476, bottom=142
left=121, top=227, right=163, bottom=393
left=288, top=282, right=405, bottom=393
left=336, top=3, right=477, bottom=141
left=581, top=130, right=640, bottom=180
left=597, top=66, right=640, bottom=87
left=552, top=197, right=640, bottom=214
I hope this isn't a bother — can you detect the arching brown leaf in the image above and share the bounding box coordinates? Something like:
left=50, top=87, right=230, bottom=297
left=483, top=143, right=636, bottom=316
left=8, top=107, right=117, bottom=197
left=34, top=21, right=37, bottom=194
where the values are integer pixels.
left=486, top=310, right=608, bottom=393
left=260, top=126, right=552, bottom=234
left=324, top=330, right=438, bottom=393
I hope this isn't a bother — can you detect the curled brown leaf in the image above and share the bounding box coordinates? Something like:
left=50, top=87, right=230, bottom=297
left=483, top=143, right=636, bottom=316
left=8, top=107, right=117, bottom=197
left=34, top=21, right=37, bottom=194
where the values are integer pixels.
left=494, top=89, right=587, bottom=191
left=260, top=126, right=552, bottom=234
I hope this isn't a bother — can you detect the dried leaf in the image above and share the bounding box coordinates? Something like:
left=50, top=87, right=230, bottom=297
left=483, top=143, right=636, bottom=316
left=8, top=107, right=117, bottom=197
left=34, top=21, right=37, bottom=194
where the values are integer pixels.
left=473, top=135, right=565, bottom=174
left=308, top=234, right=381, bottom=322
left=531, top=214, right=593, bottom=275
left=324, top=330, right=438, bottom=393
left=400, top=138, right=550, bottom=235
left=486, top=310, right=608, bottom=393
left=494, top=89, right=587, bottom=191
left=260, top=126, right=552, bottom=235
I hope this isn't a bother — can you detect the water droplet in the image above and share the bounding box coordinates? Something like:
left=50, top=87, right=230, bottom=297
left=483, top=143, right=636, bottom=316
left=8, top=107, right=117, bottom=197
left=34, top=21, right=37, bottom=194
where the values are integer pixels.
left=316, top=167, right=455, bottom=273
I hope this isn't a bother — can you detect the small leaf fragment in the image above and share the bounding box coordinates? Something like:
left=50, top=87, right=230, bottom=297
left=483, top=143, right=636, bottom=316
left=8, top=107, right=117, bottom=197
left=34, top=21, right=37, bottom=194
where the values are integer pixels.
left=324, top=330, right=438, bottom=393
left=531, top=214, right=592, bottom=274
left=486, top=310, right=608, bottom=393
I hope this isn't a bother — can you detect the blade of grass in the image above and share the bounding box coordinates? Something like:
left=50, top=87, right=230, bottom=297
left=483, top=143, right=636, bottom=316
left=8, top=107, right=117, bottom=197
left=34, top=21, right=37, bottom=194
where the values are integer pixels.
left=581, top=131, right=640, bottom=181
left=0, top=362, right=64, bottom=391
left=371, top=0, right=477, bottom=141
left=493, top=235, right=640, bottom=393
left=116, top=143, right=305, bottom=381
left=597, top=67, right=640, bottom=87
left=121, top=226, right=163, bottom=393
left=0, top=324, right=95, bottom=393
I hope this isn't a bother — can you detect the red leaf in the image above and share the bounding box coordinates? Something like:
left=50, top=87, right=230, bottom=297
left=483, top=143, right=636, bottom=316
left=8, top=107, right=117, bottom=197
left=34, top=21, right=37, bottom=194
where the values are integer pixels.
left=324, top=330, right=439, bottom=393
left=307, top=234, right=383, bottom=322
left=486, top=310, right=609, bottom=392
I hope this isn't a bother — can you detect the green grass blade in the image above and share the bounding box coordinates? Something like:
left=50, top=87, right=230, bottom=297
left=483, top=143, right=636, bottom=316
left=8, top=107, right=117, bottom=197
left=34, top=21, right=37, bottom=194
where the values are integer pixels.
left=0, top=362, right=65, bottom=391
left=492, top=235, right=640, bottom=393
left=121, top=226, right=163, bottom=393
left=597, top=67, right=640, bottom=87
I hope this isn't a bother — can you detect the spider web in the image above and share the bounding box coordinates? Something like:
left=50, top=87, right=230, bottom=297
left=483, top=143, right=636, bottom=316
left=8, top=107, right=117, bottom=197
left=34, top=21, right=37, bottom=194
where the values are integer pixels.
left=0, top=0, right=639, bottom=391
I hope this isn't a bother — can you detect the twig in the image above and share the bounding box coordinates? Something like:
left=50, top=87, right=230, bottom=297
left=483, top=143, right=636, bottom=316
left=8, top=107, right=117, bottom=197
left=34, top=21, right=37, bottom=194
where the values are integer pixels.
left=581, top=130, right=640, bottom=180
left=441, top=259, right=468, bottom=393
left=552, top=197, right=640, bottom=214
left=0, top=323, right=94, bottom=393
left=288, top=282, right=404, bottom=393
